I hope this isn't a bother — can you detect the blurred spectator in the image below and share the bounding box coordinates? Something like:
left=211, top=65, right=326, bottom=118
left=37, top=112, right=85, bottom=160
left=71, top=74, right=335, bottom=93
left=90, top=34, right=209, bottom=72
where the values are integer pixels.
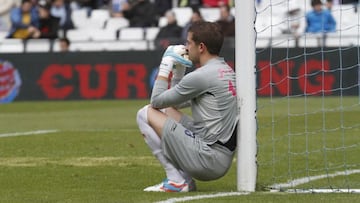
left=305, top=0, right=336, bottom=33
left=110, top=0, right=128, bottom=17
left=7, top=0, right=39, bottom=39
left=50, top=0, right=74, bottom=31
left=155, top=10, right=182, bottom=49
left=202, top=0, right=228, bottom=7
left=0, top=0, right=17, bottom=31
left=281, top=4, right=302, bottom=36
left=178, top=0, right=202, bottom=8
left=216, top=4, right=235, bottom=37
left=58, top=37, right=70, bottom=52
left=181, top=7, right=203, bottom=42
left=326, top=0, right=334, bottom=10
left=154, top=0, right=172, bottom=17
left=29, top=0, right=60, bottom=39
left=122, top=0, right=158, bottom=27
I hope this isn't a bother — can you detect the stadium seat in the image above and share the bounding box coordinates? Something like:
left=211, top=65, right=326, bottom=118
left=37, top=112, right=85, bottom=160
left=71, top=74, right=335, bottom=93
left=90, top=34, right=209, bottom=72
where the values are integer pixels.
left=66, top=29, right=91, bottom=41
left=71, top=9, right=89, bottom=29
left=104, top=40, right=148, bottom=51
left=298, top=33, right=324, bottom=47
left=0, top=31, right=8, bottom=41
left=105, top=17, right=129, bottom=31
left=200, top=8, right=220, bottom=22
left=145, top=27, right=160, bottom=50
left=91, top=9, right=110, bottom=20
left=325, top=32, right=359, bottom=47
left=25, top=39, right=51, bottom=52
left=0, top=39, right=24, bottom=53
left=119, top=28, right=144, bottom=40
left=52, top=39, right=62, bottom=52
left=172, top=7, right=193, bottom=27
left=332, top=6, right=356, bottom=31
left=90, top=29, right=117, bottom=41
left=270, top=35, right=296, bottom=48
left=89, top=9, right=110, bottom=29
left=145, top=27, right=160, bottom=41
left=70, top=41, right=105, bottom=51
left=256, top=38, right=270, bottom=48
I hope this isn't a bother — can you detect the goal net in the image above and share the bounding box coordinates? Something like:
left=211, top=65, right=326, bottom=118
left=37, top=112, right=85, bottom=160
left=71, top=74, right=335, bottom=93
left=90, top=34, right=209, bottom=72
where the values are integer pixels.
left=252, top=0, right=360, bottom=192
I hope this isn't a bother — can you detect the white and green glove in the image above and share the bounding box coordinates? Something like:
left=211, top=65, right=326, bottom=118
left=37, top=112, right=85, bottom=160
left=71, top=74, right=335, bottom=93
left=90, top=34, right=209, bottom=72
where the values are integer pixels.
left=158, top=45, right=192, bottom=78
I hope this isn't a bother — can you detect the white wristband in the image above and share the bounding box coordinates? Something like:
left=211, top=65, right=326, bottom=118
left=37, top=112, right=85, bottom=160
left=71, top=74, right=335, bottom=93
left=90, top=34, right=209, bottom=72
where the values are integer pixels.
left=158, top=56, right=174, bottom=78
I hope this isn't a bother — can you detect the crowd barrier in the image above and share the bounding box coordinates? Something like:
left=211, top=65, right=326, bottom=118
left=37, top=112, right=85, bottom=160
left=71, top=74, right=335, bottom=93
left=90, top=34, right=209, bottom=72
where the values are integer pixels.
left=0, top=48, right=358, bottom=103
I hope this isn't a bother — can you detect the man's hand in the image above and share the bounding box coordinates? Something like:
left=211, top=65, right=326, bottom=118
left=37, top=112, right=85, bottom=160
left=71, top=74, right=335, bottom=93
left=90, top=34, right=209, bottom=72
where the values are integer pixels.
left=158, top=45, right=192, bottom=79
left=163, top=45, right=192, bottom=67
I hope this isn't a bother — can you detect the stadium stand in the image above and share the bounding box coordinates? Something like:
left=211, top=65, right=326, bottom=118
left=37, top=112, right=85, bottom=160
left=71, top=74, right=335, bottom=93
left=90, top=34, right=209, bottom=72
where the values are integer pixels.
left=1, top=1, right=359, bottom=52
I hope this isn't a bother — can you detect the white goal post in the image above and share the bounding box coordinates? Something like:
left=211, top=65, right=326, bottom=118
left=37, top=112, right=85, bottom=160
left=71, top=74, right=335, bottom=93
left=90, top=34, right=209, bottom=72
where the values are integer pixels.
left=235, top=0, right=257, bottom=192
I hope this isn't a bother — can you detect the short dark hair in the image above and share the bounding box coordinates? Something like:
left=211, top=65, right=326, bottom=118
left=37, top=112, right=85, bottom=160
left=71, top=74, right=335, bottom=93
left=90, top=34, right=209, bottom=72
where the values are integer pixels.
left=311, top=0, right=322, bottom=7
left=188, top=21, right=224, bottom=55
left=22, top=0, right=32, bottom=4
left=220, top=4, right=231, bottom=12
left=191, top=7, right=202, bottom=18
left=59, top=37, right=70, bottom=46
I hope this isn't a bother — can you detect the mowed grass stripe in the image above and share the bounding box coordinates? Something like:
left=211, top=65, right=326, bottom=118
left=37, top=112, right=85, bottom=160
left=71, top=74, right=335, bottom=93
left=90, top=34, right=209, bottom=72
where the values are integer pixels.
left=0, top=156, right=157, bottom=167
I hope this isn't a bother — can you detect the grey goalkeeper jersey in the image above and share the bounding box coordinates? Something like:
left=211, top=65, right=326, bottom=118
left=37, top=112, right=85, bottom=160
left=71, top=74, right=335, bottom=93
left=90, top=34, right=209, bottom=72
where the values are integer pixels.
left=151, top=57, right=238, bottom=144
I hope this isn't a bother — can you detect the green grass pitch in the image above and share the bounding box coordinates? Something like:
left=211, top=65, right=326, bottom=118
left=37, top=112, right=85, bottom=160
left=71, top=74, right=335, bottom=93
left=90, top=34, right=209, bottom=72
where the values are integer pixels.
left=0, top=99, right=359, bottom=203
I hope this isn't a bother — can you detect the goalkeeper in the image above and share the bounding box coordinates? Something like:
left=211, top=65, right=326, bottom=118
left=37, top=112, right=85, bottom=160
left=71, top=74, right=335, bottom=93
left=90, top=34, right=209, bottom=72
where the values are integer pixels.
left=136, top=21, right=238, bottom=192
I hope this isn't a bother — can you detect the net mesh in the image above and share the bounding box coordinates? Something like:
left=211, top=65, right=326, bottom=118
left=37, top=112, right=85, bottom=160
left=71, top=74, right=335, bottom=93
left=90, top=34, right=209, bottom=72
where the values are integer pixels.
left=255, top=0, right=360, bottom=192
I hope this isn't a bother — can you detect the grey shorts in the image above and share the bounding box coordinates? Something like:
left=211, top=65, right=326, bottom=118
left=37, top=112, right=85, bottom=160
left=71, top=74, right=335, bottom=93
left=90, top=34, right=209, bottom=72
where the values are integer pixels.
left=161, top=115, right=235, bottom=181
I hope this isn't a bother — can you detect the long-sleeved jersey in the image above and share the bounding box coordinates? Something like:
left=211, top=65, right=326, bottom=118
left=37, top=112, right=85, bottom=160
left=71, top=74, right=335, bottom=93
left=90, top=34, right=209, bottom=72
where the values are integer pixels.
left=151, top=57, right=238, bottom=144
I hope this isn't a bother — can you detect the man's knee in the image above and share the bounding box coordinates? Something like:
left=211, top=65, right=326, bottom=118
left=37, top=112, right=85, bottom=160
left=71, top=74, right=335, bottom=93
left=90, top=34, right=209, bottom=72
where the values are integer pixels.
left=136, top=105, right=149, bottom=126
left=147, top=106, right=169, bottom=137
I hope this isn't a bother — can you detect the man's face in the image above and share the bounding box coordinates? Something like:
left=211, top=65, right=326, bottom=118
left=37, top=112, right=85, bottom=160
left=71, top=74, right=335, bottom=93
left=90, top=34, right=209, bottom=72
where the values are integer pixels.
left=220, top=7, right=229, bottom=20
left=39, top=7, right=49, bottom=18
left=60, top=41, right=68, bottom=52
left=186, top=32, right=200, bottom=64
left=314, top=4, right=322, bottom=12
left=21, top=2, right=32, bottom=13
left=53, top=0, right=64, bottom=7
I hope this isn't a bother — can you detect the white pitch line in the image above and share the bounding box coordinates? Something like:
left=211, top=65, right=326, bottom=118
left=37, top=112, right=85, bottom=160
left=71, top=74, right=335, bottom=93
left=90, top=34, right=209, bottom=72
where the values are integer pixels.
left=156, top=191, right=249, bottom=203
left=0, top=130, right=59, bottom=138
left=0, top=128, right=138, bottom=139
left=157, top=169, right=360, bottom=202
left=270, top=169, right=360, bottom=190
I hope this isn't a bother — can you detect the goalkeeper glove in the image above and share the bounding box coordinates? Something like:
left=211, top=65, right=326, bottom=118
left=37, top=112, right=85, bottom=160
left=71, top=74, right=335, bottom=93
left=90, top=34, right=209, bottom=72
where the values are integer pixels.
left=158, top=45, right=192, bottom=78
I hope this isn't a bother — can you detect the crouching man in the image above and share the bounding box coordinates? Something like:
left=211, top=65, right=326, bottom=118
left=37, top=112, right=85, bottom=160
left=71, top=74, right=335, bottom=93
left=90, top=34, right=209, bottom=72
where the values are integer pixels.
left=136, top=21, right=238, bottom=192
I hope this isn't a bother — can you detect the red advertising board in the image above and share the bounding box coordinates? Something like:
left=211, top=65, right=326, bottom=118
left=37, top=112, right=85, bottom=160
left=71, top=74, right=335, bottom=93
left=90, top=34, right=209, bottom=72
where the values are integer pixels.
left=0, top=48, right=358, bottom=102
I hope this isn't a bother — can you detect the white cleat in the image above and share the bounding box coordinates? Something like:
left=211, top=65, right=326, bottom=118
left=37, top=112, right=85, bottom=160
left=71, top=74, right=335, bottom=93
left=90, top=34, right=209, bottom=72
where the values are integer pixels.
left=144, top=178, right=196, bottom=192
